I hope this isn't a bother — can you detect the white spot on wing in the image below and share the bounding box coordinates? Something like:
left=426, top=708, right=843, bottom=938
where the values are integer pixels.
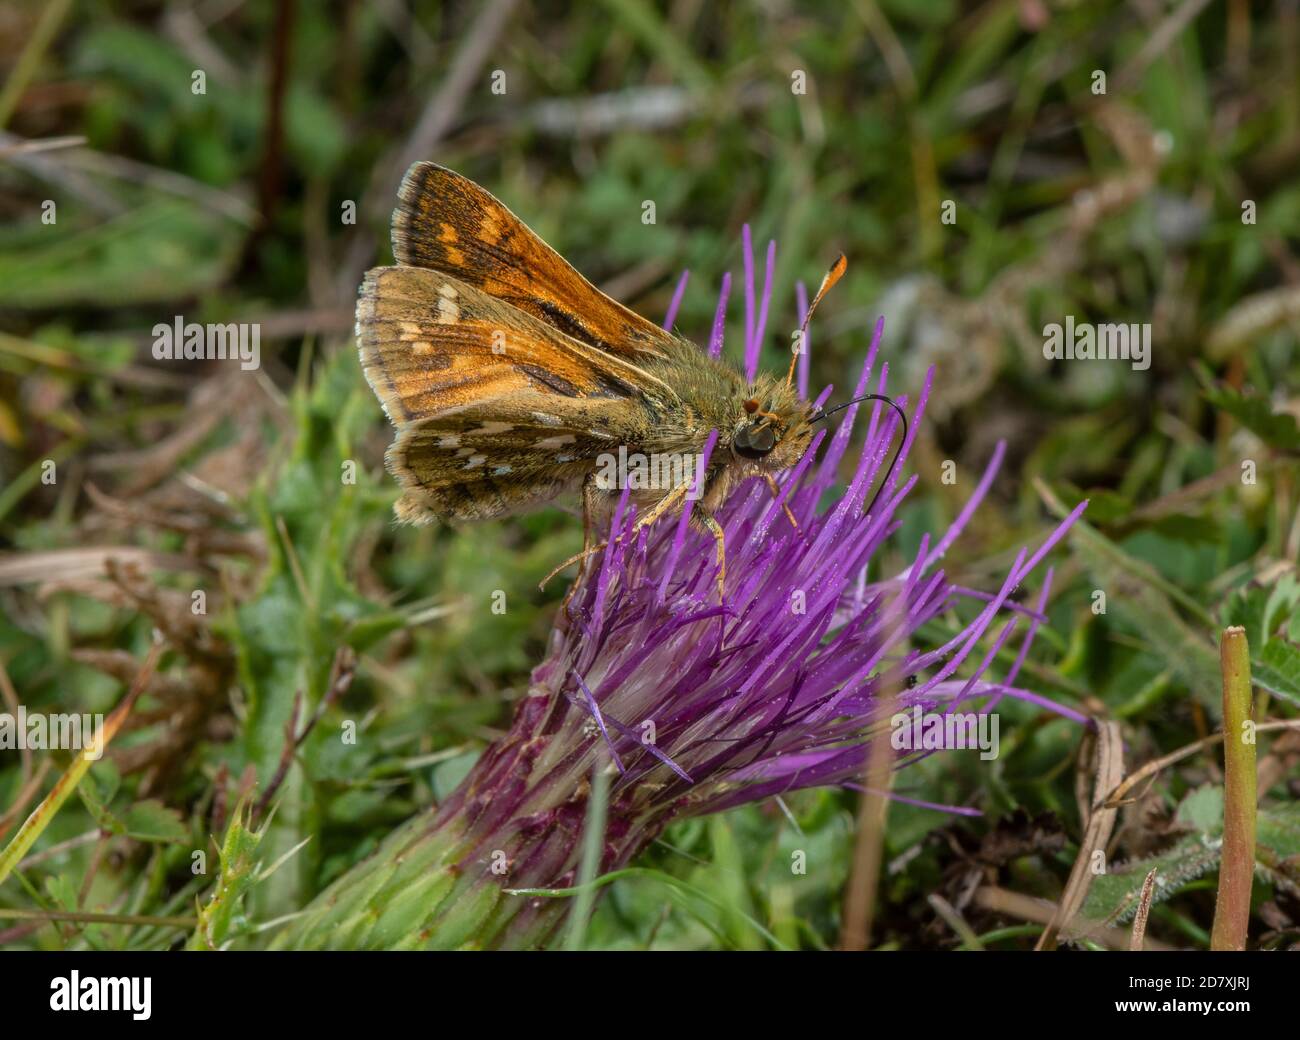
left=436, top=284, right=460, bottom=324
left=537, top=434, right=576, bottom=449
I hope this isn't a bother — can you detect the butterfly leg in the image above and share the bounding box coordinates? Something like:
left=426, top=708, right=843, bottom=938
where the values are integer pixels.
left=694, top=505, right=727, bottom=602
left=693, top=504, right=728, bottom=643
left=630, top=481, right=690, bottom=535
left=560, top=478, right=600, bottom=610
left=542, top=537, right=600, bottom=595
left=761, top=474, right=800, bottom=533
left=540, top=482, right=692, bottom=592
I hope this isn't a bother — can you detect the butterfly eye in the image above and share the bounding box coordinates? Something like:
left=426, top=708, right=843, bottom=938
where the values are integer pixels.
left=734, top=422, right=777, bottom=460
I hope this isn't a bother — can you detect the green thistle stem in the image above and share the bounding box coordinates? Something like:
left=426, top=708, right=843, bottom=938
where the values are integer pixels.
left=1210, top=625, right=1256, bottom=952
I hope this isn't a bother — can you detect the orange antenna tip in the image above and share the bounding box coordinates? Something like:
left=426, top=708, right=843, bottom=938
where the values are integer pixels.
left=823, top=253, right=847, bottom=294
left=786, top=253, right=848, bottom=387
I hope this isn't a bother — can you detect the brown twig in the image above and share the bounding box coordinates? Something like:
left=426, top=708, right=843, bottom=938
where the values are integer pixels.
left=253, top=689, right=302, bottom=824
left=209, top=762, right=231, bottom=839
left=1101, top=720, right=1300, bottom=809
left=928, top=893, right=984, bottom=950
left=0, top=907, right=194, bottom=929
left=0, top=658, right=31, bottom=787
left=0, top=759, right=53, bottom=842
left=303, top=647, right=357, bottom=739
left=76, top=832, right=112, bottom=910
left=839, top=682, right=900, bottom=950
left=0, top=0, right=73, bottom=130
left=1035, top=721, right=1123, bottom=950
left=1114, top=0, right=1217, bottom=94
left=14, top=828, right=99, bottom=872
left=973, top=886, right=1175, bottom=951
left=240, top=0, right=297, bottom=273
left=252, top=648, right=357, bottom=822
left=1130, top=867, right=1159, bottom=951
left=0, top=134, right=84, bottom=158
left=0, top=639, right=161, bottom=888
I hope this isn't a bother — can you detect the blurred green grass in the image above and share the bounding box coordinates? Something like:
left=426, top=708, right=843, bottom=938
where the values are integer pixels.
left=0, top=0, right=1298, bottom=950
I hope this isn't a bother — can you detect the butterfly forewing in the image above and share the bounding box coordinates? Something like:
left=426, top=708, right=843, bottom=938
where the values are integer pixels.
left=392, top=162, right=677, bottom=361
left=357, top=265, right=675, bottom=425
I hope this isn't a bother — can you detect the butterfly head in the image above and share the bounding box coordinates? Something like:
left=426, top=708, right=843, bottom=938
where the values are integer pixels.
left=732, top=378, right=818, bottom=469
left=729, top=251, right=848, bottom=468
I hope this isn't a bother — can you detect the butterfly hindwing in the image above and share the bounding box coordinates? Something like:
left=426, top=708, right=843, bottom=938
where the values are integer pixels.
left=387, top=396, right=643, bottom=524
left=392, top=162, right=677, bottom=361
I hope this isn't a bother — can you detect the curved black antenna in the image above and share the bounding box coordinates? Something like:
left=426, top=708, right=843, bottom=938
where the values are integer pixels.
left=809, top=393, right=909, bottom=517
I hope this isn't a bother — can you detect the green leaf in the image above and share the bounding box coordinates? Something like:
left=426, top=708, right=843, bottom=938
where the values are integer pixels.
left=123, top=799, right=189, bottom=844
left=1175, top=785, right=1223, bottom=837
left=1252, top=637, right=1300, bottom=706
left=1263, top=572, right=1300, bottom=641
left=1222, top=582, right=1270, bottom=649
left=1063, top=485, right=1132, bottom=525
left=1081, top=799, right=1300, bottom=933
left=1144, top=513, right=1224, bottom=546
left=702, top=815, right=765, bottom=950
left=1069, top=523, right=1220, bottom=709
left=76, top=769, right=126, bottom=836
left=1223, top=573, right=1300, bottom=654
left=1204, top=385, right=1300, bottom=452
left=188, top=798, right=267, bottom=950
left=431, top=752, right=479, bottom=804
left=285, top=84, right=348, bottom=174
left=0, top=199, right=243, bottom=308
left=511, top=866, right=790, bottom=951
left=1257, top=803, right=1300, bottom=859
left=1078, top=835, right=1221, bottom=928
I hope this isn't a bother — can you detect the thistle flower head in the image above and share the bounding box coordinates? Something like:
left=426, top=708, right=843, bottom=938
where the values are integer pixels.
left=282, top=233, right=1085, bottom=950
left=434, top=235, right=1084, bottom=912
left=536, top=348, right=1085, bottom=817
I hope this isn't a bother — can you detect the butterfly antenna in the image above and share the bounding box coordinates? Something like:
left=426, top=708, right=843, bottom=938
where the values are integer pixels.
left=786, top=253, right=847, bottom=388
left=810, top=393, right=909, bottom=517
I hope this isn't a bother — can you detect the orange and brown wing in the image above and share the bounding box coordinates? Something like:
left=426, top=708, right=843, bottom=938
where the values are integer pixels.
left=392, top=161, right=676, bottom=361
left=358, top=264, right=675, bottom=524
left=385, top=397, right=639, bottom=524
left=357, top=264, right=676, bottom=426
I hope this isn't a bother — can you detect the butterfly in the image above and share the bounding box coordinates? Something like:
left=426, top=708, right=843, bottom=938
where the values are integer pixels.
left=357, top=162, right=905, bottom=600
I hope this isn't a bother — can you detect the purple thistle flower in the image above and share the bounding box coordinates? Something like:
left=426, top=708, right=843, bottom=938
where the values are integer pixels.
left=480, top=344, right=1086, bottom=823
left=280, top=249, right=1086, bottom=951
